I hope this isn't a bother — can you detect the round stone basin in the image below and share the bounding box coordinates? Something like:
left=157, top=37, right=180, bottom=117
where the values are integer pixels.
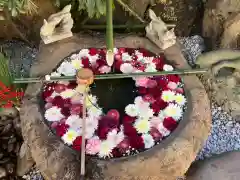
left=20, top=34, right=211, bottom=180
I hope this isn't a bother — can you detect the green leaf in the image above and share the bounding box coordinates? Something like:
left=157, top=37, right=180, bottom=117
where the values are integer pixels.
left=86, top=0, right=96, bottom=18
left=96, top=0, right=106, bottom=15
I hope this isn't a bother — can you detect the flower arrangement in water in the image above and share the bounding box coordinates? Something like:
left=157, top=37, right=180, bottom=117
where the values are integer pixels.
left=41, top=47, right=186, bottom=159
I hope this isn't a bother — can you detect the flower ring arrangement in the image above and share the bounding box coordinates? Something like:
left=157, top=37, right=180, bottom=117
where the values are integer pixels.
left=41, top=48, right=187, bottom=159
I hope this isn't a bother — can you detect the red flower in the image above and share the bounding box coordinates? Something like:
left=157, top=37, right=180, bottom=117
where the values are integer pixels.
left=176, top=88, right=184, bottom=94
left=163, top=117, right=178, bottom=131
left=139, top=48, right=150, bottom=56
left=42, top=88, right=53, bottom=100
left=67, top=81, right=77, bottom=89
left=98, top=127, right=111, bottom=140
left=82, top=57, right=90, bottom=68
left=70, top=104, right=83, bottom=115
left=96, top=59, right=106, bottom=67
left=155, top=77, right=168, bottom=88
left=117, top=138, right=130, bottom=153
left=147, top=87, right=161, bottom=97
left=118, top=48, right=126, bottom=54
left=89, top=48, right=98, bottom=56
left=137, top=87, right=147, bottom=94
left=56, top=123, right=69, bottom=137
left=150, top=128, right=162, bottom=141
left=129, top=135, right=144, bottom=149
left=153, top=57, right=164, bottom=70
left=107, top=109, right=120, bottom=122
left=151, top=102, right=161, bottom=114
left=61, top=107, right=70, bottom=117
left=55, top=84, right=66, bottom=93
left=52, top=96, right=65, bottom=108
left=143, top=94, right=155, bottom=103
left=111, top=148, right=122, bottom=157
left=115, top=54, right=122, bottom=61
left=114, top=60, right=123, bottom=71
left=156, top=98, right=168, bottom=109
left=122, top=115, right=136, bottom=124
left=167, top=75, right=181, bottom=83
left=45, top=97, right=53, bottom=103
left=123, top=123, right=137, bottom=136
left=126, top=48, right=135, bottom=55
left=72, top=136, right=83, bottom=151
left=99, top=116, right=118, bottom=129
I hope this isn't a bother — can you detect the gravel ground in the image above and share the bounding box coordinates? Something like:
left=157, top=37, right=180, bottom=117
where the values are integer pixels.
left=0, top=36, right=240, bottom=179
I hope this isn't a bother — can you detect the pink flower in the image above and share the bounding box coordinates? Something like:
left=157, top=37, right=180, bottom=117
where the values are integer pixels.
left=167, top=82, right=178, bottom=90
left=150, top=116, right=162, bottom=128
left=99, top=65, right=111, bottom=74
left=71, top=94, right=82, bottom=104
left=135, top=77, right=149, bottom=87
left=86, top=137, right=101, bottom=155
left=143, top=94, right=155, bottom=103
left=146, top=79, right=157, bottom=88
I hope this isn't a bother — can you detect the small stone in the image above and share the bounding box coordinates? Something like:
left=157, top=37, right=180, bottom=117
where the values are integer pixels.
left=0, top=167, right=7, bottom=178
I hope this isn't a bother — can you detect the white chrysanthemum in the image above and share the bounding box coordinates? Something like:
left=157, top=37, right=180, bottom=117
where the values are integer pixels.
left=158, top=110, right=166, bottom=120
left=85, top=95, right=97, bottom=107
left=138, top=107, right=154, bottom=119
left=70, top=53, right=80, bottom=60
left=89, top=54, right=99, bottom=65
left=164, top=103, right=183, bottom=121
left=161, top=90, right=175, bottom=102
left=44, top=106, right=64, bottom=122
left=60, top=89, right=76, bottom=99
left=61, top=129, right=78, bottom=145
left=85, top=127, right=96, bottom=139
left=71, top=59, right=83, bottom=70
left=122, top=52, right=132, bottom=61
left=174, top=93, right=186, bottom=106
left=150, top=116, right=163, bottom=128
left=142, top=134, right=155, bottom=149
left=50, top=72, right=61, bottom=77
left=57, top=81, right=69, bottom=86
left=145, top=63, right=157, bottom=72
left=88, top=106, right=103, bottom=117
left=120, top=63, right=134, bottom=73
left=125, top=104, right=138, bottom=117
left=163, top=64, right=174, bottom=71
left=113, top=48, right=118, bottom=54
left=57, top=61, right=76, bottom=76
left=78, top=49, right=90, bottom=57
left=135, top=96, right=150, bottom=109
left=98, top=140, right=115, bottom=158
left=134, top=96, right=143, bottom=104
left=86, top=116, right=99, bottom=131
left=50, top=91, right=59, bottom=98
left=135, top=50, right=143, bottom=58
left=144, top=57, right=154, bottom=63
left=107, top=128, right=124, bottom=146
left=157, top=123, right=170, bottom=137
left=134, top=118, right=151, bottom=134
left=66, top=115, right=82, bottom=129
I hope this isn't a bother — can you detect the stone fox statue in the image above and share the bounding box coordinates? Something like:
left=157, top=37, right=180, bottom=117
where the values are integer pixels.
left=40, top=5, right=74, bottom=44
left=195, top=49, right=240, bottom=76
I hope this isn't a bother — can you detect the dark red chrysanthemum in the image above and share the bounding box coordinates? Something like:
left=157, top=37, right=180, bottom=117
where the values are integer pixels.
left=143, top=94, right=155, bottom=103
left=82, top=57, right=90, bottom=68
left=151, top=102, right=162, bottom=114
left=42, top=83, right=55, bottom=99
left=61, top=107, right=70, bottom=117
left=137, top=87, right=147, bottom=94
left=126, top=48, right=135, bottom=55
left=54, top=84, right=66, bottom=93
left=129, top=135, right=144, bottom=149
left=72, top=136, right=83, bottom=151
left=153, top=57, right=164, bottom=70
left=163, top=117, right=178, bottom=131
left=139, top=48, right=150, bottom=56
left=114, top=60, right=123, bottom=71
left=118, top=48, right=126, bottom=54
left=70, top=104, right=83, bottom=115
left=167, top=75, right=181, bottom=83
left=89, top=48, right=98, bottom=56
left=111, top=148, right=122, bottom=157
left=155, top=77, right=168, bottom=88
left=67, top=81, right=77, bottom=89
left=52, top=96, right=65, bottom=108
left=96, top=59, right=106, bottom=67
left=150, top=128, right=162, bottom=141
left=55, top=123, right=69, bottom=137
left=99, top=116, right=119, bottom=129
left=97, top=127, right=111, bottom=140
left=117, top=138, right=130, bottom=153
left=123, top=123, right=137, bottom=136
left=147, top=87, right=161, bottom=98
left=122, top=115, right=136, bottom=124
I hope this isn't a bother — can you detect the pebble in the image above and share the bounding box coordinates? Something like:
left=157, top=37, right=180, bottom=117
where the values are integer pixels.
left=1, top=35, right=239, bottom=179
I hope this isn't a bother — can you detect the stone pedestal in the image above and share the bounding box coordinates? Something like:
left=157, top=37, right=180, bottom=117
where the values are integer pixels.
left=20, top=33, right=211, bottom=180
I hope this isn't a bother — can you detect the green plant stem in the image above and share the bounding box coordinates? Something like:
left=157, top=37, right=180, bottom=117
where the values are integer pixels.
left=13, top=68, right=209, bottom=84
left=106, top=0, right=114, bottom=52
left=81, top=24, right=175, bottom=29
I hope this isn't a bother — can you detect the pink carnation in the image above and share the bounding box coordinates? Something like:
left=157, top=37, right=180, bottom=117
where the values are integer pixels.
left=146, top=79, right=157, bottom=88
left=86, top=137, right=101, bottom=155
left=135, top=77, right=149, bottom=87
left=99, top=65, right=111, bottom=74
left=167, top=82, right=178, bottom=90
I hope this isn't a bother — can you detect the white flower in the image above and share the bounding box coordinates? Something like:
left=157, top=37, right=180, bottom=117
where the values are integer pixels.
left=138, top=107, right=154, bottom=119
left=70, top=53, right=80, bottom=60
left=85, top=127, right=96, bottom=139
left=161, top=90, right=175, bottom=102
left=158, top=110, right=166, bottom=120
left=89, top=54, right=99, bottom=65
left=71, top=59, right=83, bottom=70
left=98, top=140, right=115, bottom=158
left=99, top=65, right=111, bottom=74
left=134, top=96, right=144, bottom=105
left=142, top=134, right=155, bottom=149
left=135, top=96, right=150, bottom=108
left=164, top=103, right=183, bottom=121
left=125, top=104, right=138, bottom=117
left=113, top=48, right=118, bottom=54
left=145, top=63, right=157, bottom=72
left=60, top=89, right=76, bottom=99
left=144, top=57, right=154, bottom=63
left=57, top=81, right=69, bottom=86
left=57, top=61, right=76, bottom=76
left=61, top=129, right=78, bottom=145
left=66, top=115, right=82, bottom=130
left=44, top=106, right=64, bottom=122
left=150, top=116, right=163, bottom=128
left=122, top=52, right=132, bottom=61
left=134, top=118, right=151, bottom=134
left=135, top=50, right=143, bottom=58
left=107, top=128, right=124, bottom=146
left=157, top=123, right=170, bottom=136
left=86, top=116, right=99, bottom=131
left=78, top=49, right=90, bottom=57
left=88, top=106, right=103, bottom=117
left=120, top=63, right=134, bottom=73
left=163, top=64, right=174, bottom=71
left=50, top=72, right=61, bottom=77
left=174, top=93, right=186, bottom=106
left=85, top=95, right=97, bottom=107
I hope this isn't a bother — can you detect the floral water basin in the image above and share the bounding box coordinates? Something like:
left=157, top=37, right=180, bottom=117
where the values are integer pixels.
left=40, top=47, right=187, bottom=159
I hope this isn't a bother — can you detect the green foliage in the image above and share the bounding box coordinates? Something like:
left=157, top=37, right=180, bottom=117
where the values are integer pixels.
left=0, top=0, right=37, bottom=17
left=55, top=0, right=114, bottom=18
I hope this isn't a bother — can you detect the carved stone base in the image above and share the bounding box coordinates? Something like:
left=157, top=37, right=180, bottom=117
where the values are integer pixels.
left=41, top=32, right=73, bottom=44
left=20, top=33, right=211, bottom=180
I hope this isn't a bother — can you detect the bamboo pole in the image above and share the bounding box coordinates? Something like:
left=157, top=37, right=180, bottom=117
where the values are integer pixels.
left=13, top=68, right=209, bottom=84
left=106, top=0, right=114, bottom=66
left=81, top=24, right=175, bottom=29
